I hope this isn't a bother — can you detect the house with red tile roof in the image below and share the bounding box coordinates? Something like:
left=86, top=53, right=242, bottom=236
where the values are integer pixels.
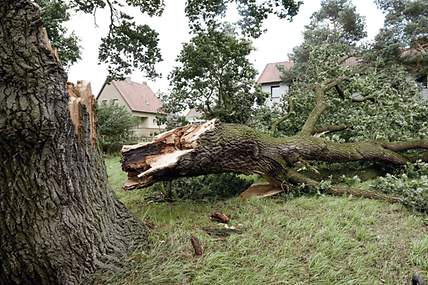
left=257, top=61, right=293, bottom=107
left=258, top=58, right=428, bottom=103
left=97, top=78, right=165, bottom=138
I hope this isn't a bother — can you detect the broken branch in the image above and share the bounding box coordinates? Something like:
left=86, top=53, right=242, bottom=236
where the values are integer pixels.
left=122, top=120, right=412, bottom=192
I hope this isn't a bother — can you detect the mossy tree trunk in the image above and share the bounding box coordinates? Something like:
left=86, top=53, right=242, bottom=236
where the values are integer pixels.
left=0, top=1, right=146, bottom=284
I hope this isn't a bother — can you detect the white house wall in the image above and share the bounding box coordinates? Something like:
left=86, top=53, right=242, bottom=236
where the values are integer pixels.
left=261, top=82, right=289, bottom=107
left=131, top=111, right=160, bottom=129
left=422, top=88, right=428, bottom=100
left=97, top=84, right=132, bottom=112
left=97, top=83, right=164, bottom=138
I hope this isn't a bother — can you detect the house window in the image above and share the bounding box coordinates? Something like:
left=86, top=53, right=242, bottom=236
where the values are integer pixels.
left=138, top=117, right=147, bottom=128
left=416, top=74, right=427, bottom=89
left=271, top=85, right=281, bottom=99
left=101, top=100, right=107, bottom=105
left=111, top=99, right=118, bottom=104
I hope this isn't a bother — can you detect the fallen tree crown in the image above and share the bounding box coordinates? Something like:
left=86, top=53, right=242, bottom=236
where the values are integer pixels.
left=121, top=79, right=428, bottom=203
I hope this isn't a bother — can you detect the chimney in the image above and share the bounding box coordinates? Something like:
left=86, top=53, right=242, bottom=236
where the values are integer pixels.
left=142, top=81, right=147, bottom=85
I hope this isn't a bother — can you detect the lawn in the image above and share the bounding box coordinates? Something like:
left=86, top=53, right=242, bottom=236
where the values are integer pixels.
left=99, top=156, right=428, bottom=285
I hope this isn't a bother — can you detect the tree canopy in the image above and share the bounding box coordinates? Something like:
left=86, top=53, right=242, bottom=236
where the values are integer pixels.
left=166, top=26, right=265, bottom=123
left=36, top=0, right=302, bottom=79
left=373, top=0, right=428, bottom=74
left=185, top=0, right=302, bottom=38
left=289, top=0, right=366, bottom=72
left=274, top=0, right=428, bottom=143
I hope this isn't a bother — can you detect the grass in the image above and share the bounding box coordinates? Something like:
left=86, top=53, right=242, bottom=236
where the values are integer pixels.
left=100, top=156, right=428, bottom=285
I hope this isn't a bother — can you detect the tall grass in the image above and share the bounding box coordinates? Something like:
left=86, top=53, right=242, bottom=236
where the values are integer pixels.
left=99, top=156, right=428, bottom=285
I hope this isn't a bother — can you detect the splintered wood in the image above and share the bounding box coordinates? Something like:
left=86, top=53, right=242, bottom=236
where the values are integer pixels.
left=239, top=183, right=284, bottom=199
left=121, top=119, right=217, bottom=190
left=67, top=81, right=97, bottom=146
left=40, top=27, right=59, bottom=62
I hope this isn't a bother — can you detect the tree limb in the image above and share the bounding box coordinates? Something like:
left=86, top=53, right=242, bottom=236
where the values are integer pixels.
left=312, top=124, right=351, bottom=136
left=299, top=86, right=328, bottom=136
left=299, top=77, right=348, bottom=136
left=285, top=169, right=402, bottom=203
left=381, top=140, right=428, bottom=152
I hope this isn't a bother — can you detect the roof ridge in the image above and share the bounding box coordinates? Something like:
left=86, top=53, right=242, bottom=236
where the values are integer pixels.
left=111, top=80, right=133, bottom=111
left=257, top=61, right=294, bottom=84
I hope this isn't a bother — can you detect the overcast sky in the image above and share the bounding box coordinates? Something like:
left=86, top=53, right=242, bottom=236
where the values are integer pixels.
left=66, top=0, right=384, bottom=95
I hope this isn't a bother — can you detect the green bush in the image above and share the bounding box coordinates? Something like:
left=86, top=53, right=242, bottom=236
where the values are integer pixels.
left=151, top=173, right=254, bottom=201
left=96, top=103, right=138, bottom=153
left=370, top=161, right=428, bottom=213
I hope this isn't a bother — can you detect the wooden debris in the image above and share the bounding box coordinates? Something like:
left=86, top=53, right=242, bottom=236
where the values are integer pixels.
left=190, top=235, right=203, bottom=256
left=210, top=211, right=230, bottom=223
left=202, top=227, right=242, bottom=238
left=239, top=182, right=283, bottom=199
left=143, top=219, right=155, bottom=230
left=121, top=119, right=218, bottom=190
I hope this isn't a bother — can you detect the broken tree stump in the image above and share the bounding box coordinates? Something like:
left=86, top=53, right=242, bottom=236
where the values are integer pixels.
left=67, top=81, right=97, bottom=146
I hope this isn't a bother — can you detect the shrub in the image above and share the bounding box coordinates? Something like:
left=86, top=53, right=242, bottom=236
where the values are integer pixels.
left=151, top=173, right=254, bottom=201
left=370, top=161, right=428, bottom=213
left=96, top=103, right=138, bottom=153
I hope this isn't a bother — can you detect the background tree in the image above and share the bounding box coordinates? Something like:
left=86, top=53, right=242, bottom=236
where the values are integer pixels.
left=35, top=0, right=302, bottom=79
left=288, top=0, right=366, bottom=81
left=373, top=0, right=428, bottom=74
left=36, top=0, right=81, bottom=66
left=36, top=0, right=164, bottom=79
left=167, top=26, right=265, bottom=123
left=97, top=103, right=138, bottom=152
left=185, top=0, right=302, bottom=38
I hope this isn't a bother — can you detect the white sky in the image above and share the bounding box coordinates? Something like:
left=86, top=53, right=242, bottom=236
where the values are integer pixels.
left=66, top=0, right=384, bottom=95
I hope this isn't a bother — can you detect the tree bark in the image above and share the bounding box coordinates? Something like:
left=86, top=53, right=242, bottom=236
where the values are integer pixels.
left=0, top=1, right=146, bottom=284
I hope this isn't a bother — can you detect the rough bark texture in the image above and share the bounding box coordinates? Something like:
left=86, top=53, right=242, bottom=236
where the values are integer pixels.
left=0, top=1, right=147, bottom=284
